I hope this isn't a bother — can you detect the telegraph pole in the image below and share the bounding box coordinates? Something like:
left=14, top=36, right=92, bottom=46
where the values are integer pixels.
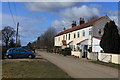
left=16, top=22, right=19, bottom=47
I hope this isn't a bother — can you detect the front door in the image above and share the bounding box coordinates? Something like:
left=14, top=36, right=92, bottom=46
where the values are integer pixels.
left=82, top=45, right=88, bottom=58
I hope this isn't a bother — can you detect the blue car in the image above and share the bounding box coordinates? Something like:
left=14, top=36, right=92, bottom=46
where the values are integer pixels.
left=6, top=48, right=36, bottom=59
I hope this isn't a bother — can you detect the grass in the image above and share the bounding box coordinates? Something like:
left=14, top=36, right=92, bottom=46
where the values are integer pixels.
left=2, top=60, right=71, bottom=78
left=90, top=60, right=120, bottom=69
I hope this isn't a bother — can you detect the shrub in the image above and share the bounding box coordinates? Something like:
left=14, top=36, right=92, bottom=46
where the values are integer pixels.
left=60, top=48, right=72, bottom=56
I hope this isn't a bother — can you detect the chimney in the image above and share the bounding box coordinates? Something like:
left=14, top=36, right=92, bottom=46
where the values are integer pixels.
left=63, top=27, right=66, bottom=31
left=80, top=18, right=85, bottom=25
left=72, top=21, right=76, bottom=28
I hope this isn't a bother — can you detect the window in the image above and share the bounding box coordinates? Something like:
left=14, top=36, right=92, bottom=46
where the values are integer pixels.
left=83, top=30, right=85, bottom=36
left=74, top=33, right=76, bottom=38
left=77, top=32, right=80, bottom=38
left=66, top=34, right=67, bottom=40
left=63, top=35, right=65, bottom=40
left=19, top=49, right=26, bottom=52
left=98, top=29, right=102, bottom=35
left=68, top=34, right=70, bottom=40
left=56, top=38, right=57, bottom=42
left=89, top=29, right=91, bottom=35
left=58, top=37, right=60, bottom=42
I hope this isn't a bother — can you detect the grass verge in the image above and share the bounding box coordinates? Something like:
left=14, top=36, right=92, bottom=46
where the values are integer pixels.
left=2, top=60, right=71, bottom=78
left=90, top=60, right=120, bottom=69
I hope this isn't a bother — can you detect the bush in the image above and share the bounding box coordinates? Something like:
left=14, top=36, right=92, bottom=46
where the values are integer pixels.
left=60, top=48, right=72, bottom=56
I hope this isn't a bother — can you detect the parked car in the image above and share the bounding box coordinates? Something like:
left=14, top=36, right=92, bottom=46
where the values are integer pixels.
left=21, top=46, right=35, bottom=52
left=6, top=48, right=36, bottom=59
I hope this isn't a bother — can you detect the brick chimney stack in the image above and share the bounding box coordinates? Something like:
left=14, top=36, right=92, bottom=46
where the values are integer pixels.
left=72, top=21, right=76, bottom=28
left=80, top=18, right=85, bottom=25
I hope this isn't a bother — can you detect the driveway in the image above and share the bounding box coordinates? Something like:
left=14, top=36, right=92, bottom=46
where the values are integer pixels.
left=36, top=51, right=118, bottom=78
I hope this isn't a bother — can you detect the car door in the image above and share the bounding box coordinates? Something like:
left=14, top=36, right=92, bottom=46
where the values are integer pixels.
left=19, top=49, right=28, bottom=58
left=12, top=49, right=20, bottom=58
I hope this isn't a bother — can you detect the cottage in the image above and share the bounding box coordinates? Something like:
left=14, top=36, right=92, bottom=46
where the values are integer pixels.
left=54, top=16, right=111, bottom=58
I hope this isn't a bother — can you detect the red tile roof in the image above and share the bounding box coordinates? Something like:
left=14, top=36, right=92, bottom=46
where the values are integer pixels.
left=93, top=36, right=101, bottom=40
left=77, top=39, right=89, bottom=45
left=55, top=16, right=107, bottom=37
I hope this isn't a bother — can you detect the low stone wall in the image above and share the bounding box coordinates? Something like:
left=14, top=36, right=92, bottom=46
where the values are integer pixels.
left=98, top=53, right=112, bottom=63
left=71, top=51, right=120, bottom=64
left=87, top=52, right=98, bottom=60
left=88, top=52, right=120, bottom=64
left=110, top=54, right=120, bottom=64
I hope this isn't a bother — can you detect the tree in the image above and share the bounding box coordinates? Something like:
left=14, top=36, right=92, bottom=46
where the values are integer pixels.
left=87, top=15, right=99, bottom=22
left=9, top=38, right=15, bottom=48
left=27, top=42, right=31, bottom=47
left=41, top=27, right=57, bottom=50
left=2, top=26, right=16, bottom=48
left=31, top=27, right=57, bottom=51
left=100, top=21, right=120, bottom=53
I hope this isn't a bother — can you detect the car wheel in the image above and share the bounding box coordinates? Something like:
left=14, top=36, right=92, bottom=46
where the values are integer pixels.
left=7, top=55, right=13, bottom=59
left=28, top=55, right=33, bottom=59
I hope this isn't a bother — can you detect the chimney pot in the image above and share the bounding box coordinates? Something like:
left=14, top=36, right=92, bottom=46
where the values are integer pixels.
left=80, top=18, right=85, bottom=25
left=72, top=21, right=76, bottom=28
left=63, top=27, right=66, bottom=31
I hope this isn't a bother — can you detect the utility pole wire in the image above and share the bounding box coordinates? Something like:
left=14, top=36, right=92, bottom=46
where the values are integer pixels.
left=13, top=2, right=19, bottom=21
left=8, top=1, right=16, bottom=26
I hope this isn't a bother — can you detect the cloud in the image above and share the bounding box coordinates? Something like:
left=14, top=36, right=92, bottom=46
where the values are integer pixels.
left=52, top=4, right=119, bottom=32
left=89, top=4, right=118, bottom=26
left=1, top=13, right=47, bottom=46
left=52, top=5, right=100, bottom=32
left=26, top=2, right=79, bottom=12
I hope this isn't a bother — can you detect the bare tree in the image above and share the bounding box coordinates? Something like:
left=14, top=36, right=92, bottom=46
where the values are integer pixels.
left=2, top=26, right=16, bottom=48
left=32, top=27, right=57, bottom=51
left=87, top=15, right=99, bottom=22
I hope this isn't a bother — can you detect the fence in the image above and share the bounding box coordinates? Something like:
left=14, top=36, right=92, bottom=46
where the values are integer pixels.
left=71, top=51, right=120, bottom=64
left=88, top=52, right=120, bottom=64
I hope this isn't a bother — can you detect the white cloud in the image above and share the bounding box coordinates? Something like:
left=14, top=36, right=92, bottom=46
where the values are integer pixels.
left=1, top=13, right=46, bottom=46
left=26, top=2, right=79, bottom=12
left=52, top=5, right=100, bottom=31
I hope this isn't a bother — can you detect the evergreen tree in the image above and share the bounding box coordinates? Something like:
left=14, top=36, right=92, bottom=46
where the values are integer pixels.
left=100, top=21, right=120, bottom=53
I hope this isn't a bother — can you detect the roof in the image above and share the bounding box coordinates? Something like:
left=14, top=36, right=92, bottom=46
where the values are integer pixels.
left=77, top=39, right=88, bottom=45
left=55, top=16, right=107, bottom=37
left=93, top=36, right=101, bottom=40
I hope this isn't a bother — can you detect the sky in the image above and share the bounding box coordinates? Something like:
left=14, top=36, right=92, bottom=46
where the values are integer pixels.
left=1, top=1, right=119, bottom=46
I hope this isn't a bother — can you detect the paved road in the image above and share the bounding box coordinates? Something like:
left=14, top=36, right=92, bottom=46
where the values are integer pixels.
left=36, top=51, right=118, bottom=78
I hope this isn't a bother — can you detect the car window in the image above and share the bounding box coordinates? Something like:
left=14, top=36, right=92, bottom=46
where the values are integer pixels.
left=13, top=49, right=19, bottom=52
left=18, top=49, right=26, bottom=52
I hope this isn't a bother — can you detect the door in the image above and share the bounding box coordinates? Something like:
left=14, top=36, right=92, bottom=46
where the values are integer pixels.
left=12, top=49, right=21, bottom=58
left=18, top=49, right=28, bottom=58
left=82, top=45, right=88, bottom=58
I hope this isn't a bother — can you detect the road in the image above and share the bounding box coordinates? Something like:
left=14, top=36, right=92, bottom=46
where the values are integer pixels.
left=36, top=51, right=118, bottom=78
